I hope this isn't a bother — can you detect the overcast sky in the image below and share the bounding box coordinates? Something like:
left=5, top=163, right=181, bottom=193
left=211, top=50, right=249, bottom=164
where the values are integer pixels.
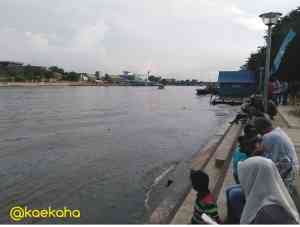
left=0, top=0, right=299, bottom=80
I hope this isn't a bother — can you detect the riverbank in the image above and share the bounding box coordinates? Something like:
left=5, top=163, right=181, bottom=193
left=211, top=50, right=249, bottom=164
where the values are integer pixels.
left=0, top=82, right=211, bottom=87
left=0, top=82, right=99, bottom=87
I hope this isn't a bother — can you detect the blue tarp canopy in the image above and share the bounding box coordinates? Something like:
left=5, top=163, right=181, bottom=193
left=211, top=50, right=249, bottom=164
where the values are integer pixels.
left=218, top=71, right=256, bottom=83
left=217, top=70, right=256, bottom=97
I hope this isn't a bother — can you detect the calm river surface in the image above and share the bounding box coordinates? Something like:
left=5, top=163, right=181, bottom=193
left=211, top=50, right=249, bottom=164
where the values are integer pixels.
left=0, top=86, right=234, bottom=223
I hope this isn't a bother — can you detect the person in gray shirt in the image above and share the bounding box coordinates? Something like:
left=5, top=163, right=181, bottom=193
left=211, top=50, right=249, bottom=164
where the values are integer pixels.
left=254, top=117, right=299, bottom=193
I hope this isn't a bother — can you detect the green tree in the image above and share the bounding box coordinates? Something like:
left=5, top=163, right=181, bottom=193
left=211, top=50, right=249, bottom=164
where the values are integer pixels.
left=44, top=71, right=54, bottom=81
left=14, top=73, right=26, bottom=82
left=49, top=66, right=64, bottom=74
left=64, top=72, right=80, bottom=81
left=244, top=7, right=300, bottom=82
left=103, top=73, right=112, bottom=82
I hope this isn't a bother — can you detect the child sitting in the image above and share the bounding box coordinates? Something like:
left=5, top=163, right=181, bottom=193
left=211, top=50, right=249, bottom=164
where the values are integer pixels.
left=190, top=169, right=220, bottom=224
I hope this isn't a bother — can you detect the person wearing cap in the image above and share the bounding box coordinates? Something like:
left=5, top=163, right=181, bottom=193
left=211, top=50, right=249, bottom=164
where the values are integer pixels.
left=227, top=125, right=262, bottom=224
left=232, top=135, right=262, bottom=183
left=232, top=124, right=261, bottom=184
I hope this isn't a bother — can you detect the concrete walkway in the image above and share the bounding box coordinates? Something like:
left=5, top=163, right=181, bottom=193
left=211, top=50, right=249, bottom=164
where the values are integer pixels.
left=277, top=106, right=300, bottom=157
left=277, top=105, right=300, bottom=129
left=277, top=106, right=300, bottom=210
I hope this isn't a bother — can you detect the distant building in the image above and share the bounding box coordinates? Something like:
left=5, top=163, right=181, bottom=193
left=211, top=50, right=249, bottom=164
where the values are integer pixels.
left=110, top=75, right=124, bottom=83
left=27, top=65, right=47, bottom=71
left=164, top=78, right=176, bottom=84
left=0, top=61, right=23, bottom=68
left=123, top=71, right=131, bottom=76
left=133, top=74, right=145, bottom=81
left=80, top=74, right=89, bottom=81
left=52, top=72, right=63, bottom=81
left=120, top=71, right=135, bottom=81
left=95, top=71, right=103, bottom=80
left=80, top=73, right=97, bottom=81
left=0, top=61, right=23, bottom=72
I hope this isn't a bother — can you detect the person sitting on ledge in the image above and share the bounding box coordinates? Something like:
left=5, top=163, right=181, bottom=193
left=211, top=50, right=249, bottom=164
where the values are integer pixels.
left=238, top=156, right=300, bottom=224
left=254, top=117, right=299, bottom=193
left=232, top=136, right=249, bottom=184
left=190, top=169, right=220, bottom=224
left=232, top=124, right=260, bottom=183
left=227, top=127, right=262, bottom=223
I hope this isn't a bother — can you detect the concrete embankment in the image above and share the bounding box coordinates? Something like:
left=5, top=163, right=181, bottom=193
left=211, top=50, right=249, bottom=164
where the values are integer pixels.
left=149, top=117, right=242, bottom=224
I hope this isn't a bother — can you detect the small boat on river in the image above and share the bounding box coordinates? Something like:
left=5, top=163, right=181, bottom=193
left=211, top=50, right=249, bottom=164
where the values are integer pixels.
left=196, top=86, right=210, bottom=95
left=158, top=84, right=165, bottom=89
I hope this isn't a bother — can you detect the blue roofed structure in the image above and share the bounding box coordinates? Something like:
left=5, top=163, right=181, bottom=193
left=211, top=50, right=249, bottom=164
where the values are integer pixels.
left=217, top=71, right=257, bottom=97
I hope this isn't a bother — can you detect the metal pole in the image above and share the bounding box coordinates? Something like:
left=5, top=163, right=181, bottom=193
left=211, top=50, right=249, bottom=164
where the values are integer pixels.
left=259, top=67, right=264, bottom=94
left=264, top=25, right=272, bottom=113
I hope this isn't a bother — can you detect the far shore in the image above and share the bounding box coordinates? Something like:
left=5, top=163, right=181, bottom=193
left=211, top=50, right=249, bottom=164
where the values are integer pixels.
left=0, top=82, right=203, bottom=87
left=0, top=82, right=102, bottom=87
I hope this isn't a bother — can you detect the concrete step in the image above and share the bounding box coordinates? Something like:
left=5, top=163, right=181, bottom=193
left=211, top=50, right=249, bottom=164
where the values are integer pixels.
left=215, top=124, right=242, bottom=168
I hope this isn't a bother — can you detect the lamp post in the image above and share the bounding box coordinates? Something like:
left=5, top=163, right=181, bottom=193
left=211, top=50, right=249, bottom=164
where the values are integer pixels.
left=259, top=12, right=282, bottom=113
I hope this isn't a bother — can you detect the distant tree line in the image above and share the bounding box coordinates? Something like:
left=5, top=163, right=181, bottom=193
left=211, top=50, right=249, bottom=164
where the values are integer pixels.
left=243, top=6, right=300, bottom=82
left=102, top=73, right=202, bottom=86
left=0, top=64, right=81, bottom=82
left=0, top=62, right=206, bottom=85
left=148, top=75, right=200, bottom=85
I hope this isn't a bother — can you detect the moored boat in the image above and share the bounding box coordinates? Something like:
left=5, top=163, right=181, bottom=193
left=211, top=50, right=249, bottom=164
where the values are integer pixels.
left=158, top=84, right=165, bottom=89
left=196, top=86, right=210, bottom=95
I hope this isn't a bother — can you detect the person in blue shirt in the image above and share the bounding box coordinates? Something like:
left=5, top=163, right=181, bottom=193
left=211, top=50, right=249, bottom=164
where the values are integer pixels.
left=233, top=136, right=249, bottom=183
left=232, top=124, right=261, bottom=183
left=227, top=126, right=263, bottom=223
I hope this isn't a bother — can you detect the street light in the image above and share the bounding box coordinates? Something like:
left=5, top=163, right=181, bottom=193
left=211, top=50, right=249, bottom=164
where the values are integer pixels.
left=259, top=12, right=282, bottom=113
left=260, top=12, right=282, bottom=26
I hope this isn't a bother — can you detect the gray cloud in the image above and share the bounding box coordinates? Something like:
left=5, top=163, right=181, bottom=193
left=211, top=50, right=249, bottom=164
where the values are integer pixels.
left=0, top=0, right=299, bottom=80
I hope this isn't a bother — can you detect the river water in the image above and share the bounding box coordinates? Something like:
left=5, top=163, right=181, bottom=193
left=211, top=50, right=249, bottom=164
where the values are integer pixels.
left=0, top=86, right=234, bottom=223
